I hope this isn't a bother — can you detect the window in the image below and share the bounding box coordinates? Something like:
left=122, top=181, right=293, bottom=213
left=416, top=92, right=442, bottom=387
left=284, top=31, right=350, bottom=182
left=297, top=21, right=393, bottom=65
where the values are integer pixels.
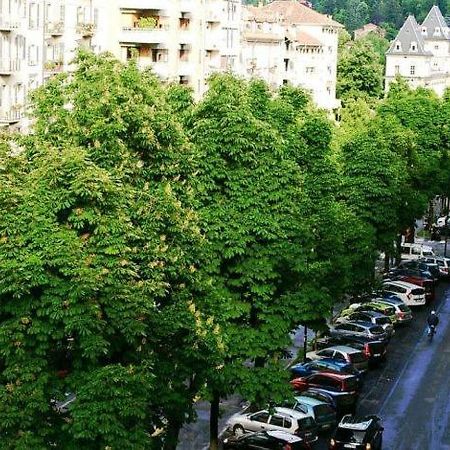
left=395, top=65, right=400, bottom=74
left=318, top=349, right=334, bottom=358
left=395, top=41, right=401, bottom=51
left=283, top=417, right=292, bottom=429
left=410, top=42, right=417, bottom=51
left=434, top=27, right=441, bottom=36
left=306, top=66, right=315, bottom=74
left=410, top=65, right=415, bottom=75
left=251, top=412, right=269, bottom=423
left=435, top=45, right=439, bottom=50
left=270, top=415, right=284, bottom=427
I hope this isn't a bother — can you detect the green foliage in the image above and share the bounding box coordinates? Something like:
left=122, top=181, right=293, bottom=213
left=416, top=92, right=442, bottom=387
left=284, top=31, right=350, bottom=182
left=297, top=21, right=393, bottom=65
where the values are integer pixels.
left=0, top=51, right=222, bottom=449
left=337, top=38, right=385, bottom=102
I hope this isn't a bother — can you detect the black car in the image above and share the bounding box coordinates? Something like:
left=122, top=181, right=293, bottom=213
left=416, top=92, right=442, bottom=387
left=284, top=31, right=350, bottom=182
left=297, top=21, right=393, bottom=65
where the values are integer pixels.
left=299, top=386, right=357, bottom=416
left=223, top=430, right=311, bottom=449
left=400, top=260, right=441, bottom=280
left=329, top=414, right=383, bottom=450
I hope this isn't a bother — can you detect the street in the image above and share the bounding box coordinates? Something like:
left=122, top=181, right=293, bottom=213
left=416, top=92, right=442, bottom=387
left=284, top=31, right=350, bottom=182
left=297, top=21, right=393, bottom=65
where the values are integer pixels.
left=178, top=239, right=450, bottom=450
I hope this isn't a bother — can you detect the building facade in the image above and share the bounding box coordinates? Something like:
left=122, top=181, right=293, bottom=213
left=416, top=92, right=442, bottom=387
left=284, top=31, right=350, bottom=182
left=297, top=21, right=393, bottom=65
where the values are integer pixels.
left=1, top=0, right=342, bottom=130
left=241, top=0, right=342, bottom=110
left=385, top=6, right=450, bottom=96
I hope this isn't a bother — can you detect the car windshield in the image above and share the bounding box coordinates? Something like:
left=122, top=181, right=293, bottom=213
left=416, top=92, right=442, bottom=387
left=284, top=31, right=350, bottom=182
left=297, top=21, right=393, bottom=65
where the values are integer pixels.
left=398, top=304, right=410, bottom=312
left=423, top=251, right=434, bottom=256
left=314, top=404, right=334, bottom=416
left=376, top=317, right=390, bottom=325
left=411, top=288, right=424, bottom=295
left=298, top=416, right=315, bottom=431
left=335, top=428, right=366, bottom=443
left=349, top=352, right=366, bottom=363
left=369, top=326, right=384, bottom=334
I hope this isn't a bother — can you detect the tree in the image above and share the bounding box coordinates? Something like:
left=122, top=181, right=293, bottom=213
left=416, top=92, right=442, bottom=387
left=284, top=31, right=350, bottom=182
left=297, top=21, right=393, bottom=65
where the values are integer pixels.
left=189, top=76, right=329, bottom=447
left=0, top=51, right=222, bottom=449
left=337, top=38, right=384, bottom=102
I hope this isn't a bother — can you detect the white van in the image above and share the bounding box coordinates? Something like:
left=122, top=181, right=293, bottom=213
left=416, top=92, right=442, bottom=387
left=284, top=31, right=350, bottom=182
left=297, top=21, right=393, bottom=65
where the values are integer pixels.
left=382, top=280, right=426, bottom=306
left=400, top=243, right=435, bottom=261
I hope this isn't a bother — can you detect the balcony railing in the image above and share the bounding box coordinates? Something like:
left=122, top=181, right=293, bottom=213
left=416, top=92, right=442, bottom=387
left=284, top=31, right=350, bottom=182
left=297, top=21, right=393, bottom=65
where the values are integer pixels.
left=0, top=59, right=20, bottom=75
left=45, top=21, right=64, bottom=36
left=0, top=17, right=18, bottom=31
left=120, top=26, right=169, bottom=44
left=0, top=108, right=22, bottom=125
left=76, top=22, right=97, bottom=37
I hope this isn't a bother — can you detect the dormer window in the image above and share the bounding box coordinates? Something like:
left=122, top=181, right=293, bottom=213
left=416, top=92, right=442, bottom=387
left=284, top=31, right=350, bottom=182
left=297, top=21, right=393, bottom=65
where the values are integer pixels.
left=410, top=41, right=417, bottom=52
left=395, top=41, right=402, bottom=51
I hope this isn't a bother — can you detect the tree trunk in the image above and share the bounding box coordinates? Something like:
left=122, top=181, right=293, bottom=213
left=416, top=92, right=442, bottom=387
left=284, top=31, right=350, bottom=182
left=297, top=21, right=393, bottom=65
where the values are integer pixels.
left=395, top=234, right=402, bottom=266
left=384, top=252, right=390, bottom=272
left=163, top=417, right=183, bottom=450
left=209, top=391, right=220, bottom=450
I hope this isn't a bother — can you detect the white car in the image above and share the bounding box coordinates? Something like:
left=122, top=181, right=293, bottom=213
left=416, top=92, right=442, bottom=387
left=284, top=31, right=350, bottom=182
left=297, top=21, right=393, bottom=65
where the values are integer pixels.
left=226, top=407, right=318, bottom=443
left=382, top=280, right=426, bottom=306
left=400, top=243, right=435, bottom=260
left=436, top=216, right=449, bottom=228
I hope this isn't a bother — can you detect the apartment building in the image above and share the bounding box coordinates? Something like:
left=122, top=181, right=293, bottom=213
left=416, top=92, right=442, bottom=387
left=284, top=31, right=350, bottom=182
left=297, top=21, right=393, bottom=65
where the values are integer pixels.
left=0, top=0, right=117, bottom=130
left=1, top=0, right=343, bottom=130
left=241, top=1, right=342, bottom=110
left=116, top=0, right=240, bottom=99
left=385, top=6, right=450, bottom=96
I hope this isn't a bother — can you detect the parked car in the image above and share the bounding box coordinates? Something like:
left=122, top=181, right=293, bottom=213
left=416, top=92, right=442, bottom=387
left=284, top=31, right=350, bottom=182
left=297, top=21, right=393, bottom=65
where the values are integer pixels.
left=306, top=345, right=369, bottom=372
left=374, top=297, right=413, bottom=324
left=283, top=396, right=337, bottom=432
left=398, top=260, right=440, bottom=281
left=389, top=266, right=435, bottom=282
left=329, top=414, right=384, bottom=450
left=312, top=335, right=387, bottom=365
left=290, top=358, right=364, bottom=386
left=291, top=373, right=359, bottom=415
left=382, top=280, right=426, bottom=306
left=330, top=322, right=388, bottom=345
left=226, top=408, right=318, bottom=443
left=300, top=388, right=356, bottom=416
left=392, top=273, right=435, bottom=302
left=334, top=310, right=395, bottom=338
left=340, top=301, right=398, bottom=326
left=421, top=256, right=450, bottom=278
left=223, top=430, right=312, bottom=449
left=400, top=243, right=435, bottom=260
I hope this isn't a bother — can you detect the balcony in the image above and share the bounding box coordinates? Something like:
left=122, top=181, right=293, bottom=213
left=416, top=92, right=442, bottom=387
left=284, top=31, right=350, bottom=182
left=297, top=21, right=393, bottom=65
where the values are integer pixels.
left=0, top=59, right=20, bottom=75
left=120, top=26, right=168, bottom=44
left=76, top=22, right=97, bottom=37
left=0, top=17, right=18, bottom=32
left=45, top=21, right=64, bottom=36
left=120, top=0, right=167, bottom=10
left=44, top=60, right=64, bottom=75
left=0, top=108, right=22, bottom=125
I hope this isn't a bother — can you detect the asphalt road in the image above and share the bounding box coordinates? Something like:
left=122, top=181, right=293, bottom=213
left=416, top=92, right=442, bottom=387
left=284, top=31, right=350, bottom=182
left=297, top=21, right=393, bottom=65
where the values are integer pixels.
left=313, top=279, right=450, bottom=450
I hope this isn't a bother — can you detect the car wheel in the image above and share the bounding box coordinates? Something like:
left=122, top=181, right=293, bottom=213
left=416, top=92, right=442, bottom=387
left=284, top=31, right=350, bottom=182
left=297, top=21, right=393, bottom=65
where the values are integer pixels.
left=233, top=424, right=245, bottom=437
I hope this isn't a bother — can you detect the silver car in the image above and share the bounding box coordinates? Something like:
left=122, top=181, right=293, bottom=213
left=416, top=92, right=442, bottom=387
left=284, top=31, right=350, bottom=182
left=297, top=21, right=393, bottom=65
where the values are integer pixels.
left=334, top=311, right=395, bottom=338
left=330, top=321, right=388, bottom=342
left=226, top=407, right=318, bottom=443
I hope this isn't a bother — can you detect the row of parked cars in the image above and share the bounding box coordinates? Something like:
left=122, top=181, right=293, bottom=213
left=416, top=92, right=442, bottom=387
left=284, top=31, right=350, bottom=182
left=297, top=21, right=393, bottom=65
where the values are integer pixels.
left=223, top=248, right=447, bottom=449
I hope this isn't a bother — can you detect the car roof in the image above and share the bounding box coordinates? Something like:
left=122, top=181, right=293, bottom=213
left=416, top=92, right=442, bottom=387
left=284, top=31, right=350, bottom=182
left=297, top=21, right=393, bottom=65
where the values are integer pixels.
left=350, top=310, right=380, bottom=317
left=265, top=430, right=304, bottom=442
left=325, top=345, right=363, bottom=354
left=315, top=357, right=349, bottom=367
left=309, top=371, right=354, bottom=380
left=275, top=407, right=313, bottom=419
left=383, top=280, right=422, bottom=289
left=294, top=395, right=329, bottom=407
left=339, top=415, right=379, bottom=430
left=348, top=320, right=378, bottom=328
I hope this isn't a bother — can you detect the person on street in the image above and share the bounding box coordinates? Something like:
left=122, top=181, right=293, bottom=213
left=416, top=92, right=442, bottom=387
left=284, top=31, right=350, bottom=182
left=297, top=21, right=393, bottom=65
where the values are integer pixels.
left=427, top=310, right=439, bottom=335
